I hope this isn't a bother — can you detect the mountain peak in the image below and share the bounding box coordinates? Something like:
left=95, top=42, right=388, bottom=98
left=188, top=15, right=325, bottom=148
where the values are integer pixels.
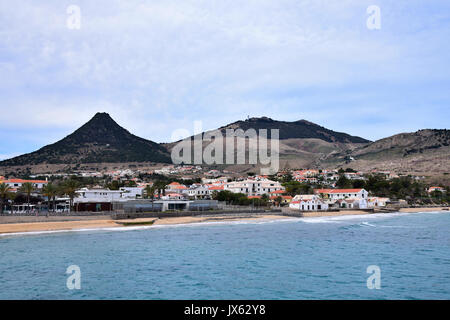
left=223, top=116, right=370, bottom=143
left=83, top=112, right=118, bottom=128
left=245, top=116, right=274, bottom=123
left=90, top=112, right=114, bottom=121
left=0, top=113, right=172, bottom=166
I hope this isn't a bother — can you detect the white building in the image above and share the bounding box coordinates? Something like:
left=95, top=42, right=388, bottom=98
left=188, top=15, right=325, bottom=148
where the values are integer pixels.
left=289, top=195, right=329, bottom=211
left=336, top=198, right=368, bottom=209
left=427, top=186, right=446, bottom=193
left=186, top=185, right=211, bottom=199
left=165, top=182, right=188, bottom=193
left=74, top=188, right=124, bottom=203
left=224, top=179, right=284, bottom=196
left=120, top=187, right=144, bottom=199
left=367, top=197, right=390, bottom=208
left=314, top=188, right=369, bottom=200
left=161, top=193, right=186, bottom=200
left=3, top=178, right=48, bottom=190
left=202, top=176, right=229, bottom=184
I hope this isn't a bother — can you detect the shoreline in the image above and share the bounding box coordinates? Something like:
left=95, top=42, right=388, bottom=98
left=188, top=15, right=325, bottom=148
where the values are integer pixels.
left=0, top=206, right=448, bottom=236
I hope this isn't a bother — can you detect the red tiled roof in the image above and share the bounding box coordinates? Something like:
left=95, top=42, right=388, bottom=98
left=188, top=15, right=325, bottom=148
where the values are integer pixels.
left=4, top=179, right=48, bottom=184
left=208, top=186, right=224, bottom=190
left=269, top=190, right=285, bottom=194
left=315, top=189, right=363, bottom=194
left=270, top=195, right=292, bottom=200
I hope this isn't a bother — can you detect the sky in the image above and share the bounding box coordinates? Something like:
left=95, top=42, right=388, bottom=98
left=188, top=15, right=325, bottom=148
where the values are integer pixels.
left=0, top=0, right=449, bottom=160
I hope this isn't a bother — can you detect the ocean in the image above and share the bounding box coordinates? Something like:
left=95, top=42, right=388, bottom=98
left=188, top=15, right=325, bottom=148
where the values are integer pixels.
left=0, top=211, right=449, bottom=299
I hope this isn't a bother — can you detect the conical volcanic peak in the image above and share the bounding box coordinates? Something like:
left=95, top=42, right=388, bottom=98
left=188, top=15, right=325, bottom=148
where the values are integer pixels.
left=0, top=113, right=172, bottom=166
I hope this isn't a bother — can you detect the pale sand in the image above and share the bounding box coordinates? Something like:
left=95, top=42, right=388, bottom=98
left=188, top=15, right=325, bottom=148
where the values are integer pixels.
left=0, top=219, right=118, bottom=235
left=1, top=208, right=448, bottom=235
left=0, top=215, right=290, bottom=235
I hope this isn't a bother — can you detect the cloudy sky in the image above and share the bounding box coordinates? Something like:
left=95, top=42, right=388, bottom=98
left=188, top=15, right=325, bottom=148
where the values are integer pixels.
left=0, top=0, right=449, bottom=160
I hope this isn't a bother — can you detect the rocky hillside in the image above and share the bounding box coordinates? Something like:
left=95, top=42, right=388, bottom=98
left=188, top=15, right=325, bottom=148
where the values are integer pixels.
left=219, top=117, right=369, bottom=143
left=327, top=129, right=450, bottom=174
left=164, top=117, right=370, bottom=170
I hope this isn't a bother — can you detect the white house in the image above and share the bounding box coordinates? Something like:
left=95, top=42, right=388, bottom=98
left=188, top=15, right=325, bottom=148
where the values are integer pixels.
left=336, top=198, right=368, bottom=209
left=314, top=188, right=369, bottom=200
left=289, top=195, right=329, bottom=211
left=120, top=187, right=144, bottom=199
left=224, top=179, right=284, bottom=196
left=367, top=197, right=390, bottom=208
left=3, top=178, right=48, bottom=190
left=186, top=185, right=211, bottom=199
left=166, top=182, right=188, bottom=193
left=427, top=186, right=446, bottom=193
left=161, top=193, right=186, bottom=200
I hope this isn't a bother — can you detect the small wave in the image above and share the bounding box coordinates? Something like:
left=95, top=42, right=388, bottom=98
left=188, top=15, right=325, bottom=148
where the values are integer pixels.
left=360, top=222, right=376, bottom=227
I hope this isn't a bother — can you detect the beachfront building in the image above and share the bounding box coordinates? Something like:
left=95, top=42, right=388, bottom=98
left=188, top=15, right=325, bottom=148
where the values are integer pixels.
left=367, top=197, right=390, bottom=208
left=289, top=195, right=329, bottom=211
left=74, top=188, right=124, bottom=211
left=270, top=195, right=292, bottom=205
left=314, top=188, right=369, bottom=200
left=224, top=179, right=284, bottom=196
left=2, top=178, right=48, bottom=190
left=335, top=198, right=369, bottom=209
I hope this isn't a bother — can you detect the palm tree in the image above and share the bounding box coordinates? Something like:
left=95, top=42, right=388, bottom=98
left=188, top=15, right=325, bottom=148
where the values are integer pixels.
left=8, top=192, right=16, bottom=214
left=0, top=183, right=11, bottom=214
left=42, top=183, right=58, bottom=214
left=145, top=184, right=156, bottom=201
left=61, top=179, right=79, bottom=212
left=20, top=182, right=34, bottom=213
left=154, top=181, right=168, bottom=198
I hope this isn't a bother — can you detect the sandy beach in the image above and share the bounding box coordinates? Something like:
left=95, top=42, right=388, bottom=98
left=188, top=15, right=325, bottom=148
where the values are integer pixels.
left=0, top=214, right=291, bottom=235
left=0, top=207, right=448, bottom=235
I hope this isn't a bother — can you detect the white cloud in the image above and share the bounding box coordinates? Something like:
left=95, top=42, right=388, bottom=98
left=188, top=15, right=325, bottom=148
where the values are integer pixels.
left=0, top=0, right=449, bottom=148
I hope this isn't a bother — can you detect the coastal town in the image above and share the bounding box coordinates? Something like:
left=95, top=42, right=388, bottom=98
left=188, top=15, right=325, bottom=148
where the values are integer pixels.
left=0, top=164, right=448, bottom=216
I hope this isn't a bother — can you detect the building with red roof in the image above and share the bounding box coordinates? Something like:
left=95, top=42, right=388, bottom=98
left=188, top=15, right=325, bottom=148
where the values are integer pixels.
left=3, top=178, right=48, bottom=189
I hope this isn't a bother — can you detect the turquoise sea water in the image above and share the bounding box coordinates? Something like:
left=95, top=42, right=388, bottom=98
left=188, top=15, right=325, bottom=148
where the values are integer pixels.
left=0, top=211, right=449, bottom=299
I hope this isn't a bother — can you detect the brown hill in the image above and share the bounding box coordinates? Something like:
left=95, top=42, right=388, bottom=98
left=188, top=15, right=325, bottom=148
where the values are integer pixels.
left=326, top=129, right=450, bottom=174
